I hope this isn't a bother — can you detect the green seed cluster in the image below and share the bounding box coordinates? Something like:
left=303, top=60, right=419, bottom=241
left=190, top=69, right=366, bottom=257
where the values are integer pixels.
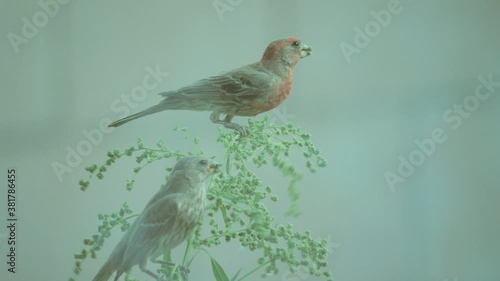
left=79, top=138, right=188, bottom=192
left=70, top=203, right=134, bottom=280
left=217, top=116, right=327, bottom=216
left=71, top=116, right=332, bottom=281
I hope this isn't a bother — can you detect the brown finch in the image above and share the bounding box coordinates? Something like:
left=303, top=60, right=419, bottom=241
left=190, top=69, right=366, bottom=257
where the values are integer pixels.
left=108, top=37, right=312, bottom=137
left=93, top=157, right=219, bottom=281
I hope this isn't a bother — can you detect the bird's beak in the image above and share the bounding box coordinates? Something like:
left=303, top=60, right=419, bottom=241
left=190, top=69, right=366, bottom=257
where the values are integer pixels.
left=208, top=162, right=221, bottom=174
left=300, top=43, right=312, bottom=58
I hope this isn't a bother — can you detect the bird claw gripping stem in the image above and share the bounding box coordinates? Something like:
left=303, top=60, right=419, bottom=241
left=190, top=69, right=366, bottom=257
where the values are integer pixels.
left=210, top=112, right=249, bottom=139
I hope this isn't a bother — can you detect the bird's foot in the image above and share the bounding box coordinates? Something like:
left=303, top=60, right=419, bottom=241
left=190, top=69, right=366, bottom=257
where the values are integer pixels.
left=153, top=260, right=190, bottom=281
left=210, top=112, right=249, bottom=139
left=178, top=265, right=190, bottom=275
left=173, top=265, right=190, bottom=281
left=223, top=123, right=249, bottom=140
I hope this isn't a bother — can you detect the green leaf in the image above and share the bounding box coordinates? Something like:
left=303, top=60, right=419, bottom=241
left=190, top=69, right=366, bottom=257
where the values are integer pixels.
left=210, top=257, right=230, bottom=281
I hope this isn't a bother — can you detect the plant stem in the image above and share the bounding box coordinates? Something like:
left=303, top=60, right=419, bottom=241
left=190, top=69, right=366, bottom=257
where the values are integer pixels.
left=237, top=260, right=271, bottom=281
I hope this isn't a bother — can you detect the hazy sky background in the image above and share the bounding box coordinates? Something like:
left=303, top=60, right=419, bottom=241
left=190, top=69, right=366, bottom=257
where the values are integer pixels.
left=1, top=0, right=499, bottom=281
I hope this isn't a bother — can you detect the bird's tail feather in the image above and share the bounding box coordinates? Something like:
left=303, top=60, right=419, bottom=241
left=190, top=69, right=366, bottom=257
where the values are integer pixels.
left=108, top=96, right=207, bottom=127
left=93, top=258, right=117, bottom=281
left=93, top=243, right=126, bottom=281
left=108, top=103, right=167, bottom=127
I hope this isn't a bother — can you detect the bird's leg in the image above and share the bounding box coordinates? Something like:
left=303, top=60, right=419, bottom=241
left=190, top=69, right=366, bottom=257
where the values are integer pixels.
left=210, top=112, right=249, bottom=138
left=139, top=262, right=163, bottom=281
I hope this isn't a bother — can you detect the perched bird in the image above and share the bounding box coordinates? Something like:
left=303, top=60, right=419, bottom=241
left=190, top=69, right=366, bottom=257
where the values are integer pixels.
left=93, top=157, right=219, bottom=281
left=108, top=37, right=312, bottom=137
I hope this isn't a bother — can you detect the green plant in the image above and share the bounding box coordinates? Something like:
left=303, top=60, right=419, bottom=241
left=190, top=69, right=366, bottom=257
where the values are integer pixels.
left=70, top=116, right=332, bottom=281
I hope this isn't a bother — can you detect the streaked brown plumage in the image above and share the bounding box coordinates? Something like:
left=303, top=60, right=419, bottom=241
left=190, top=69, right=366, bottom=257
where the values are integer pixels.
left=93, top=157, right=219, bottom=281
left=108, top=37, right=312, bottom=137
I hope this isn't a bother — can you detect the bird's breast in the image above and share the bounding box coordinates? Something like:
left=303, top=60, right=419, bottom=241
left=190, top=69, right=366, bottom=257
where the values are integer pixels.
left=154, top=190, right=206, bottom=256
left=262, top=77, right=293, bottom=112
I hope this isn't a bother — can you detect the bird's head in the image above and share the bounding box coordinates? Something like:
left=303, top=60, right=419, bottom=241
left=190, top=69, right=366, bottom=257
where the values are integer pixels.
left=261, top=37, right=312, bottom=67
left=174, top=156, right=220, bottom=182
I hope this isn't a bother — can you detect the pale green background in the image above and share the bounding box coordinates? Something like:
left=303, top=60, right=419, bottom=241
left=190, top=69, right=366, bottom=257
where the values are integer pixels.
left=1, top=0, right=499, bottom=281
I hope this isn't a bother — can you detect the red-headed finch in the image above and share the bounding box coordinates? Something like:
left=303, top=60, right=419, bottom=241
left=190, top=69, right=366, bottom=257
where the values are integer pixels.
left=93, top=157, right=219, bottom=281
left=108, top=37, right=312, bottom=137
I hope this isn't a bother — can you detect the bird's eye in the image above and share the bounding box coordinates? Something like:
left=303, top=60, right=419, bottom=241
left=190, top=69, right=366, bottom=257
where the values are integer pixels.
left=199, top=159, right=208, bottom=165
left=292, top=41, right=300, bottom=47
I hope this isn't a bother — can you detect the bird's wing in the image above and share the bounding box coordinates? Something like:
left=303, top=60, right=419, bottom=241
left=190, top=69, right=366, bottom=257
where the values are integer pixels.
left=120, top=194, right=182, bottom=268
left=159, top=65, right=276, bottom=100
